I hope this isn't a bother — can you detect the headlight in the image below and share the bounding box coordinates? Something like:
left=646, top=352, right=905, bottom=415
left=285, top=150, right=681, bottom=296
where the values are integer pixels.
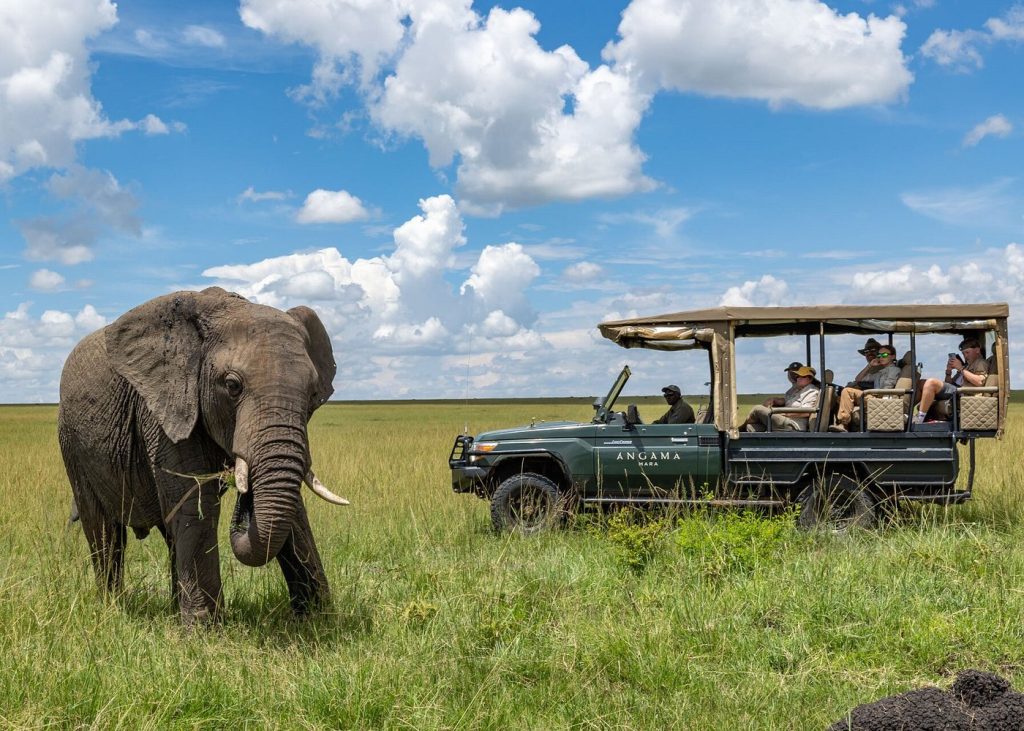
left=469, top=442, right=498, bottom=462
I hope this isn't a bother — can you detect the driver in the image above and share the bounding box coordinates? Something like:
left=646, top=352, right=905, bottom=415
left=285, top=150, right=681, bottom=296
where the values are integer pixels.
left=652, top=384, right=695, bottom=424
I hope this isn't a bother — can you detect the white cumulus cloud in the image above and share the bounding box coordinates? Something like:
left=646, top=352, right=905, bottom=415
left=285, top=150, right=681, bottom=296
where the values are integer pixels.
left=962, top=114, right=1013, bottom=147
left=920, top=29, right=986, bottom=71
left=720, top=274, right=791, bottom=307
left=202, top=194, right=556, bottom=394
left=564, top=261, right=603, bottom=283
left=603, top=0, right=913, bottom=109
left=242, top=1, right=653, bottom=213
left=296, top=189, right=370, bottom=224
left=461, top=243, right=541, bottom=322
left=0, top=301, right=108, bottom=401
left=0, top=0, right=133, bottom=181
left=29, top=268, right=65, bottom=291
left=985, top=5, right=1024, bottom=41
left=922, top=6, right=1024, bottom=71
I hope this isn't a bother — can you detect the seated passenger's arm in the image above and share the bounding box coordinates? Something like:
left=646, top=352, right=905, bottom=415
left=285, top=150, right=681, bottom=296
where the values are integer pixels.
left=960, top=367, right=986, bottom=387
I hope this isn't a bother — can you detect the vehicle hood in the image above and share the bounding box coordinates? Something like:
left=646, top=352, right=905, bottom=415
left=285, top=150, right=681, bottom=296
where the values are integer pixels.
left=476, top=421, right=591, bottom=441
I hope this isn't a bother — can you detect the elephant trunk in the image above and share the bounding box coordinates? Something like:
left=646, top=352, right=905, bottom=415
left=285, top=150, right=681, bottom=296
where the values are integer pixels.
left=229, top=425, right=306, bottom=567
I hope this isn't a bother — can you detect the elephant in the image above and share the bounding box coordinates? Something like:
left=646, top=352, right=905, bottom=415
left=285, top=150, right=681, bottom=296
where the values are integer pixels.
left=58, top=287, right=348, bottom=624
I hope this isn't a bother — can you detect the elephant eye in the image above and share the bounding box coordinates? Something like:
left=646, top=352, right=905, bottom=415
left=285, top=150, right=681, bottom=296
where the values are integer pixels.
left=225, top=375, right=243, bottom=398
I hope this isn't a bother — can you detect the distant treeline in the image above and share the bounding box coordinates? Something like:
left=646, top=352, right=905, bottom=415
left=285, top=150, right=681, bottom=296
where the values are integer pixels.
left=11, top=391, right=1024, bottom=407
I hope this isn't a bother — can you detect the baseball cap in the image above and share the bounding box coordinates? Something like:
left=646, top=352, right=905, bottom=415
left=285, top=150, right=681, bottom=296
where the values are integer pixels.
left=784, top=361, right=803, bottom=372
left=661, top=384, right=681, bottom=395
left=793, top=366, right=816, bottom=378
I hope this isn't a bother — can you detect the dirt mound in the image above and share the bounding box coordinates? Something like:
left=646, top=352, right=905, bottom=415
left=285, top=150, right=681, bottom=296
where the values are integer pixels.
left=829, top=670, right=1024, bottom=731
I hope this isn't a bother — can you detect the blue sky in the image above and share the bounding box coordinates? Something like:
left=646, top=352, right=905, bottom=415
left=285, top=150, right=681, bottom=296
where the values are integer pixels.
left=1, top=0, right=1022, bottom=402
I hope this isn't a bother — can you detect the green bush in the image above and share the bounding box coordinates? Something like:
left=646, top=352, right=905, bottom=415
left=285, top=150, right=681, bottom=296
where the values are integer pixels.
left=600, top=509, right=670, bottom=573
left=675, top=509, right=801, bottom=575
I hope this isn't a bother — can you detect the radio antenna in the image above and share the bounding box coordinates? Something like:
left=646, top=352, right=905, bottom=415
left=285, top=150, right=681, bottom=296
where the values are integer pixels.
left=463, top=351, right=471, bottom=435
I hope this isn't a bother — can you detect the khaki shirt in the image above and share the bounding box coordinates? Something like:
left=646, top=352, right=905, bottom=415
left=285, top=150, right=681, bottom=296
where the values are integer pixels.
left=783, top=384, right=820, bottom=429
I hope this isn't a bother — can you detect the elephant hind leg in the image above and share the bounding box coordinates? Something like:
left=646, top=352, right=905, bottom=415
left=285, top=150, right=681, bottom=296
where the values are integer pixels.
left=77, top=495, right=127, bottom=596
left=276, top=501, right=330, bottom=616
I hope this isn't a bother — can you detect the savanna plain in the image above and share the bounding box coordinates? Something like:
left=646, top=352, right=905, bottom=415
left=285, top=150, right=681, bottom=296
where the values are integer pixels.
left=3, top=399, right=1024, bottom=730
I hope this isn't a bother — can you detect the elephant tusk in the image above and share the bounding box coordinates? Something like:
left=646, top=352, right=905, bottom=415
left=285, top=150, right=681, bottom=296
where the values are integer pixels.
left=304, top=471, right=350, bottom=506
left=235, top=457, right=249, bottom=495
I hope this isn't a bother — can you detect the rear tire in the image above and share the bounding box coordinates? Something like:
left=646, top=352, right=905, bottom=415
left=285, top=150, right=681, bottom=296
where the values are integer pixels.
left=490, top=473, right=562, bottom=535
left=796, top=473, right=876, bottom=533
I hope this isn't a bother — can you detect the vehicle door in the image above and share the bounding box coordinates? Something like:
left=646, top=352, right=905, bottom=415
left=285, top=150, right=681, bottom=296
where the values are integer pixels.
left=593, top=421, right=722, bottom=499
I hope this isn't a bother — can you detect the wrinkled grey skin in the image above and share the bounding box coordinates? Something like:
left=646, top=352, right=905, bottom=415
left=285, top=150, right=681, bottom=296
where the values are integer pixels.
left=58, top=287, right=337, bottom=623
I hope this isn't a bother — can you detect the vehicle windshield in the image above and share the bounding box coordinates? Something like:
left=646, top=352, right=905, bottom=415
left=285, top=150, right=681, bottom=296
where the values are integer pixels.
left=593, top=365, right=631, bottom=423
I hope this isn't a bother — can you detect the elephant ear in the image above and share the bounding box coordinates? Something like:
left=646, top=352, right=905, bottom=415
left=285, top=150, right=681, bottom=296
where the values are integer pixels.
left=288, top=305, right=336, bottom=406
left=105, top=291, right=202, bottom=443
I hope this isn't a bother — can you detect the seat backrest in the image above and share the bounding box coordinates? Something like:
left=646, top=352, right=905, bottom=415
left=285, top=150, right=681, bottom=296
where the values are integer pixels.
left=893, top=376, right=913, bottom=407
left=897, top=351, right=920, bottom=379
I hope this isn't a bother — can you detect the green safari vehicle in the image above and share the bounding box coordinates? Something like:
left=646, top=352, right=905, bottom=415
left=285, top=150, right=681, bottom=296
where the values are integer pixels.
left=448, top=304, right=1010, bottom=533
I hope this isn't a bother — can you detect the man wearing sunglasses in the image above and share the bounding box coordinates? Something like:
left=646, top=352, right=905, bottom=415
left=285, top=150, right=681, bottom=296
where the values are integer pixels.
left=830, top=346, right=901, bottom=432
left=915, top=337, right=989, bottom=423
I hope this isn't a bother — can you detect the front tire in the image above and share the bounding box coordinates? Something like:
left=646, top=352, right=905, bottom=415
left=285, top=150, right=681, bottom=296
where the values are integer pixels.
left=490, top=473, right=562, bottom=535
left=796, top=473, right=876, bottom=533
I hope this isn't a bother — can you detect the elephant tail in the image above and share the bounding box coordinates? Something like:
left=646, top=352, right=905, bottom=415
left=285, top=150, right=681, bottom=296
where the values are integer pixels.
left=66, top=497, right=81, bottom=528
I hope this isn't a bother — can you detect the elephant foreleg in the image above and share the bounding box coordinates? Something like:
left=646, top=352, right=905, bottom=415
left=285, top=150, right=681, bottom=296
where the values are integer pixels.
left=276, top=500, right=330, bottom=616
left=164, top=481, right=223, bottom=624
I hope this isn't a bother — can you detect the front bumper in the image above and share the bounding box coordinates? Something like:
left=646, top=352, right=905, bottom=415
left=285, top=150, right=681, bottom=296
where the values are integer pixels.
left=451, top=464, right=488, bottom=494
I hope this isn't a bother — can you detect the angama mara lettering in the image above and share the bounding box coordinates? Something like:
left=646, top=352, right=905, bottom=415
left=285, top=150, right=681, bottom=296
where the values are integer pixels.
left=616, top=451, right=682, bottom=467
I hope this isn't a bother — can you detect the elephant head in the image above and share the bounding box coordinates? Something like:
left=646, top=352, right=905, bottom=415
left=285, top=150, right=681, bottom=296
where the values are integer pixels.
left=104, top=286, right=345, bottom=567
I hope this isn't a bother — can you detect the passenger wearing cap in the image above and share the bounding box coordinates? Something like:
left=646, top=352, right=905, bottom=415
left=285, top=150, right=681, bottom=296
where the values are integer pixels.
left=742, top=364, right=820, bottom=432
left=830, top=345, right=900, bottom=432
left=915, top=336, right=989, bottom=423
left=652, top=384, right=695, bottom=424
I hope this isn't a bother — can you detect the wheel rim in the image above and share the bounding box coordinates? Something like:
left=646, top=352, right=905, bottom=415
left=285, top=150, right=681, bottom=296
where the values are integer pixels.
left=819, top=491, right=864, bottom=532
left=511, top=485, right=553, bottom=530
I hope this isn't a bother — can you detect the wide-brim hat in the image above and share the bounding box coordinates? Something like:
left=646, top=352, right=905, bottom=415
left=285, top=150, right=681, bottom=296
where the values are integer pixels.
left=793, top=365, right=816, bottom=378
left=661, top=384, right=681, bottom=395
left=858, top=338, right=883, bottom=355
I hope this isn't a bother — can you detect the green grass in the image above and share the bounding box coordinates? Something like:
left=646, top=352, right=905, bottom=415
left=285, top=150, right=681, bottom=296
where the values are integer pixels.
left=2, top=401, right=1024, bottom=729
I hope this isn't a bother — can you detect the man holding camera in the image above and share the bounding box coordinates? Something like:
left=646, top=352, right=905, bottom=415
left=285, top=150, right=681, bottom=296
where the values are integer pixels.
left=915, top=337, right=989, bottom=423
